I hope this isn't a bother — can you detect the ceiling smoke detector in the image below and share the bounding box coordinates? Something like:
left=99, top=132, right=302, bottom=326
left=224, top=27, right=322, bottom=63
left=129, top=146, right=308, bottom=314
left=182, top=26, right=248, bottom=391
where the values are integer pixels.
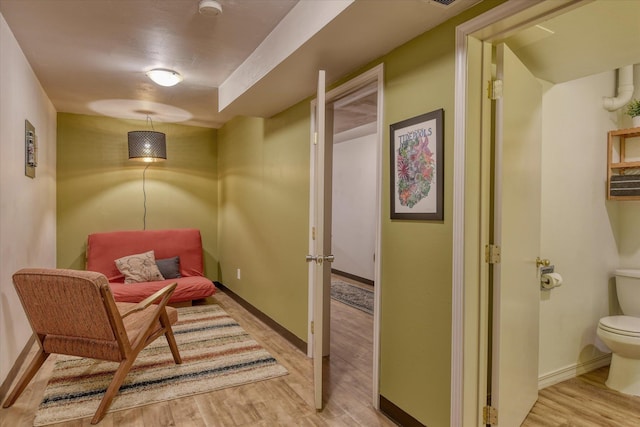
left=199, top=0, right=222, bottom=16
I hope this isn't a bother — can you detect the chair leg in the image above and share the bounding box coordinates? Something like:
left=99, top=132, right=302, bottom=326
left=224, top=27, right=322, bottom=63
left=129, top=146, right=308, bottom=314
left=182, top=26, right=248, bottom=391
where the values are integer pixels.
left=160, top=310, right=182, bottom=364
left=2, top=349, right=50, bottom=408
left=91, top=359, right=134, bottom=425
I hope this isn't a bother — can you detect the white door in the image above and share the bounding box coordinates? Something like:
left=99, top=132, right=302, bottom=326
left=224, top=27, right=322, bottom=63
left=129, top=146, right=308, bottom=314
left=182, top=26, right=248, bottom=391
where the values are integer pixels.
left=491, top=43, right=542, bottom=426
left=308, top=66, right=384, bottom=411
left=307, top=70, right=334, bottom=410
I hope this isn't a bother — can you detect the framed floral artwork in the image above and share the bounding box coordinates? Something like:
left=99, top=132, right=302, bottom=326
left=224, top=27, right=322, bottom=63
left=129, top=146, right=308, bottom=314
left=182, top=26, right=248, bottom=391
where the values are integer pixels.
left=390, top=109, right=443, bottom=220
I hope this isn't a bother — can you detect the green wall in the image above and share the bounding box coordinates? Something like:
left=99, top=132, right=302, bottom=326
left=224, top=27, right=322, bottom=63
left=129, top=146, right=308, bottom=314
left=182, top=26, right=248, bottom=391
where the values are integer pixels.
left=378, top=3, right=505, bottom=424
left=379, top=22, right=456, bottom=427
left=217, top=105, right=311, bottom=340
left=215, top=1, right=503, bottom=426
left=57, top=113, right=218, bottom=278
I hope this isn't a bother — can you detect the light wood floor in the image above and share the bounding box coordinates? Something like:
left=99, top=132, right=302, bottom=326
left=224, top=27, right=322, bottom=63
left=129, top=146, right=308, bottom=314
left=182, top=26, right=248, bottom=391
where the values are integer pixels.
left=523, top=365, right=640, bottom=426
left=2, top=286, right=639, bottom=426
left=0, top=289, right=394, bottom=427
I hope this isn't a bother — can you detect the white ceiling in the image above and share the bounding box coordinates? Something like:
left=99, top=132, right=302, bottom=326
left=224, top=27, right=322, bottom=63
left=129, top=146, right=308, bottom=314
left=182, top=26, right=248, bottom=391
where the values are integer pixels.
left=0, top=0, right=481, bottom=129
left=5, top=0, right=636, bottom=131
left=501, top=0, right=640, bottom=84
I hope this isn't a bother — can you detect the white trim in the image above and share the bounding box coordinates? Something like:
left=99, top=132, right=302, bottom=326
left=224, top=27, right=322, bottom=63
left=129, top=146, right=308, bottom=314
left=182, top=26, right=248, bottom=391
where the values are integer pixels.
left=314, top=69, right=327, bottom=410
left=452, top=1, right=591, bottom=426
left=450, top=19, right=468, bottom=427
left=452, top=0, right=553, bottom=425
left=333, top=83, right=377, bottom=109
left=538, top=354, right=611, bottom=390
left=307, top=63, right=385, bottom=408
left=454, top=0, right=545, bottom=38
left=308, top=100, right=317, bottom=358
left=372, top=64, right=384, bottom=409
left=325, top=65, right=383, bottom=104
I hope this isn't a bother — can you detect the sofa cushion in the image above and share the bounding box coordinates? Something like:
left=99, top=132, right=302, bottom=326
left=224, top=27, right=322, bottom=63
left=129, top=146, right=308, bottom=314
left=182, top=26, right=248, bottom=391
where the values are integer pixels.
left=109, top=277, right=215, bottom=304
left=156, top=256, right=182, bottom=279
left=114, top=250, right=165, bottom=284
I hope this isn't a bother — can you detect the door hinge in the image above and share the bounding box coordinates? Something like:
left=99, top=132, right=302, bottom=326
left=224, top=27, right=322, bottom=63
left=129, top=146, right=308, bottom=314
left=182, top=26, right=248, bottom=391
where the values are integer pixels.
left=314, top=132, right=318, bottom=145
left=488, top=79, right=503, bottom=100
left=485, top=244, right=501, bottom=264
left=310, top=321, right=314, bottom=334
left=312, top=227, right=316, bottom=240
left=483, top=405, right=498, bottom=425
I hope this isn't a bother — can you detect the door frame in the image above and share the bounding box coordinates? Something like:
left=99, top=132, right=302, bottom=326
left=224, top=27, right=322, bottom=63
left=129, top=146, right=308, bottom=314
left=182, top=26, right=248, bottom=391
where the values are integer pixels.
left=451, top=0, right=587, bottom=425
left=308, top=63, right=384, bottom=407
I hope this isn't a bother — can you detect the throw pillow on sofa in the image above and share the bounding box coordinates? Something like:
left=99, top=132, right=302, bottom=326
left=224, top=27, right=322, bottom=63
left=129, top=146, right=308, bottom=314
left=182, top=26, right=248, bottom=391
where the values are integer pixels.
left=156, top=256, right=182, bottom=279
left=115, top=250, right=165, bottom=284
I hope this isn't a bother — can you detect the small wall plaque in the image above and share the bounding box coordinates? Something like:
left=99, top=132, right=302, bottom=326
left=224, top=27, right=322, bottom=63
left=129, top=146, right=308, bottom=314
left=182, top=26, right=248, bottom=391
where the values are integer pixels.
left=25, top=119, right=36, bottom=178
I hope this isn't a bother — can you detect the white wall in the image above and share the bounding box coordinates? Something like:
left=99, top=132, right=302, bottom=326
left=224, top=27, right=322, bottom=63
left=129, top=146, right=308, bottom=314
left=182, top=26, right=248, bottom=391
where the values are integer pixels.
left=539, top=64, right=640, bottom=384
left=0, top=13, right=57, bottom=385
left=331, top=133, right=377, bottom=281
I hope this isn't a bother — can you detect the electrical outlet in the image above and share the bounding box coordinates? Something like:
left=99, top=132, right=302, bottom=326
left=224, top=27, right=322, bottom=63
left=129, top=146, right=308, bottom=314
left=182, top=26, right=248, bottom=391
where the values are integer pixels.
left=237, top=268, right=241, bottom=280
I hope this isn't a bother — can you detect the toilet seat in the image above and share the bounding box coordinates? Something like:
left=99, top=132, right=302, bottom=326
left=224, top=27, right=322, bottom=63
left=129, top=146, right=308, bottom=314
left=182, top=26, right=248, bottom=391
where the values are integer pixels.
left=599, top=316, right=640, bottom=338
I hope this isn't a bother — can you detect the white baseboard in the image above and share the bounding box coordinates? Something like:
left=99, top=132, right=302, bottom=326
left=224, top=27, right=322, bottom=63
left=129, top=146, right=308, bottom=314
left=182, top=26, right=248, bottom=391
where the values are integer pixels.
left=538, top=354, right=612, bottom=390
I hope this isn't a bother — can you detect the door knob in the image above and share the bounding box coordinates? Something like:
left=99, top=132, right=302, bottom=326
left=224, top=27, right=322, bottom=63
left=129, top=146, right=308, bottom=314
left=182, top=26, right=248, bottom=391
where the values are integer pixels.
left=306, top=255, right=323, bottom=264
left=305, top=255, right=334, bottom=264
left=536, top=257, right=550, bottom=267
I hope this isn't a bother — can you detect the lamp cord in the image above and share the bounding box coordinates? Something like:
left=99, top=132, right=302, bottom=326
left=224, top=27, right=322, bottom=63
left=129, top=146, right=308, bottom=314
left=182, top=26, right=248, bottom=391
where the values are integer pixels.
left=141, top=115, right=155, bottom=230
left=142, top=163, right=151, bottom=230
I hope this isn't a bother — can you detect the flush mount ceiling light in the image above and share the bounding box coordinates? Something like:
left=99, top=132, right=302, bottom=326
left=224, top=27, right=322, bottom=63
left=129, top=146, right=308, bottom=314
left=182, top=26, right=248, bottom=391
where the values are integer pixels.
left=199, top=0, right=222, bottom=16
left=146, top=68, right=183, bottom=87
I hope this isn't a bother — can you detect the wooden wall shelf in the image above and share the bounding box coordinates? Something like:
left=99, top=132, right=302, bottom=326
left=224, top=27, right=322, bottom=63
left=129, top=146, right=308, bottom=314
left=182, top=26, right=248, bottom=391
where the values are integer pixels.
left=607, top=127, right=640, bottom=200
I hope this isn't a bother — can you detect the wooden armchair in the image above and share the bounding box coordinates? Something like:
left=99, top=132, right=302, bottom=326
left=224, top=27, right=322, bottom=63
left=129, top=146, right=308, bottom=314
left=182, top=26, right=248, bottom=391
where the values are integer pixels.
left=2, top=268, right=182, bottom=424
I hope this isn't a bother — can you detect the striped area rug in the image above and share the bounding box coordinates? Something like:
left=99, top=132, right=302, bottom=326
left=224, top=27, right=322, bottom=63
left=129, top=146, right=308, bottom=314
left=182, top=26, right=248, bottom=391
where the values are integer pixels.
left=34, top=304, right=288, bottom=426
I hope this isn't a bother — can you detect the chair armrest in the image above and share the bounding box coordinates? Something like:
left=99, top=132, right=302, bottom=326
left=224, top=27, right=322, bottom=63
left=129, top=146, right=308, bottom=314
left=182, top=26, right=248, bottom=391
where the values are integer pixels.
left=120, top=282, right=177, bottom=318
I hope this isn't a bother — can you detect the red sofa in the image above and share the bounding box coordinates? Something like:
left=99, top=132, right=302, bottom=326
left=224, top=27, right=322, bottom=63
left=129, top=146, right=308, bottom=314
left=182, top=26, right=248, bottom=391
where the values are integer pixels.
left=86, top=228, right=216, bottom=304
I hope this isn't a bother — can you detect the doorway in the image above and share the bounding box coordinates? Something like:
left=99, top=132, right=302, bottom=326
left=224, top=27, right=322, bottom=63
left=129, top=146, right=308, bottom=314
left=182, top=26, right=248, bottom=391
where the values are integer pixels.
left=329, top=80, right=379, bottom=406
left=307, top=64, right=384, bottom=409
left=453, top=1, right=640, bottom=425
left=331, top=81, right=378, bottom=289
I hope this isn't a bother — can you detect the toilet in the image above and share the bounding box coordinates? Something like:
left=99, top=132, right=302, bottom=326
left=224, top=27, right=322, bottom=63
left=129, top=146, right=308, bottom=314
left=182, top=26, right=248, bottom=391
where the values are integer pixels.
left=597, top=269, right=640, bottom=396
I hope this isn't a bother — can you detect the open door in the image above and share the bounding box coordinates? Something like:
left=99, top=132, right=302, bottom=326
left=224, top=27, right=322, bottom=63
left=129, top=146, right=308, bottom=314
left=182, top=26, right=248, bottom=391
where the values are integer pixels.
left=490, top=43, right=542, bottom=426
left=307, top=69, right=334, bottom=410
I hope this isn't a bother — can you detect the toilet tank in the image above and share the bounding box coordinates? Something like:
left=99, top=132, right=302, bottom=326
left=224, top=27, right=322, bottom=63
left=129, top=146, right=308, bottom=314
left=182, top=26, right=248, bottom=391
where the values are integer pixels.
left=616, top=269, right=640, bottom=317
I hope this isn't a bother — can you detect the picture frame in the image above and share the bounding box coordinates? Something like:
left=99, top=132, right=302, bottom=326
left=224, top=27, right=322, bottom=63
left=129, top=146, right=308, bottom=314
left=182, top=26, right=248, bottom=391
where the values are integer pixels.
left=390, top=109, right=443, bottom=220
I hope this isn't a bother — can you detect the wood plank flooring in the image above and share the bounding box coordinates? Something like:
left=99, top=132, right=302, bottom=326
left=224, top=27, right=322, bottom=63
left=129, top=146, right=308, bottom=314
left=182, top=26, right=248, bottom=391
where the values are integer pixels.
left=523, top=366, right=640, bottom=426
left=0, top=289, right=394, bottom=427
left=2, top=284, right=639, bottom=426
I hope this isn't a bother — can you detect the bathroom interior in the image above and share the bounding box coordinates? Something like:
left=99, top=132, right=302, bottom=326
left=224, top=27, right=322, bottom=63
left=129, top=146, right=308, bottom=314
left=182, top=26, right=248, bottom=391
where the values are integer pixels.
left=507, top=1, right=640, bottom=393
left=538, top=59, right=640, bottom=390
